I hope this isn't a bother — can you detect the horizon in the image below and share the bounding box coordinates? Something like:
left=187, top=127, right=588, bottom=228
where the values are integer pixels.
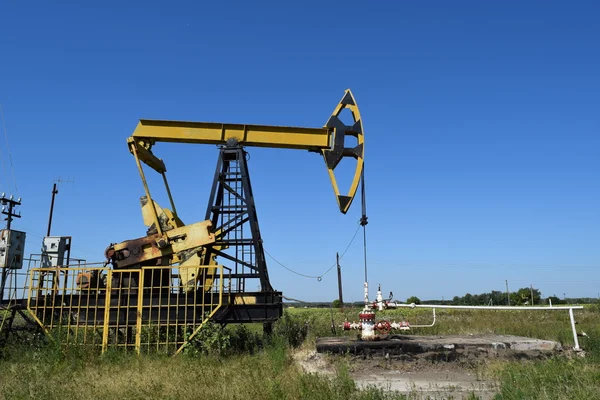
left=1, top=1, right=598, bottom=302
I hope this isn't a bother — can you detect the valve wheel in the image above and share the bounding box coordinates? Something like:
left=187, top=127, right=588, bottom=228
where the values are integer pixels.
left=376, top=320, right=392, bottom=334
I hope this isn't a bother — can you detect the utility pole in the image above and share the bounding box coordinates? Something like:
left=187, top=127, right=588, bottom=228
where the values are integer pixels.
left=530, top=284, right=534, bottom=306
left=47, top=183, right=58, bottom=236
left=0, top=194, right=21, bottom=230
left=46, top=178, right=74, bottom=236
left=336, top=252, right=344, bottom=308
left=0, top=193, right=22, bottom=303
left=505, top=279, right=510, bottom=306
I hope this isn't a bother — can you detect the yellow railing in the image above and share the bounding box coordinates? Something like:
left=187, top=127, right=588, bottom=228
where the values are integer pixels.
left=27, top=265, right=229, bottom=355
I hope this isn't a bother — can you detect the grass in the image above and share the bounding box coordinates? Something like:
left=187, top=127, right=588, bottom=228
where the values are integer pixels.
left=488, top=317, right=600, bottom=400
left=0, top=337, right=406, bottom=400
left=288, top=304, right=599, bottom=348
left=284, top=305, right=600, bottom=399
left=491, top=357, right=600, bottom=400
left=1, top=305, right=599, bottom=399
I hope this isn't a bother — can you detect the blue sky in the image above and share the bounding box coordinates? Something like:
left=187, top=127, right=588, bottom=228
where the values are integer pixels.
left=0, top=1, right=598, bottom=302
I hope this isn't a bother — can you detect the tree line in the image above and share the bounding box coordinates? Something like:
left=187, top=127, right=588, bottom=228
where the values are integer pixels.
left=408, top=288, right=598, bottom=306
left=303, top=288, right=599, bottom=309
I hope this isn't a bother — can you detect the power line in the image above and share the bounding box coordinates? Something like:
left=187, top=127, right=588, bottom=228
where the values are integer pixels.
left=355, top=262, right=600, bottom=270
left=282, top=295, right=310, bottom=303
left=0, top=106, right=10, bottom=190
left=0, top=104, right=18, bottom=194
left=265, top=222, right=362, bottom=281
left=509, top=280, right=600, bottom=283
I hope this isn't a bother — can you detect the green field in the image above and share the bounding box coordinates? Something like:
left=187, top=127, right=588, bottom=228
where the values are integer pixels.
left=1, top=305, right=599, bottom=399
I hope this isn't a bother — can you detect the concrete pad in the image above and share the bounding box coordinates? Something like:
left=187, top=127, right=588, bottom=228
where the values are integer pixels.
left=316, top=334, right=561, bottom=356
left=354, top=370, right=497, bottom=400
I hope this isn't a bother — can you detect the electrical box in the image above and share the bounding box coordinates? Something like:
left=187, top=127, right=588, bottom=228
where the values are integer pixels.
left=41, top=236, right=71, bottom=268
left=0, top=229, right=26, bottom=269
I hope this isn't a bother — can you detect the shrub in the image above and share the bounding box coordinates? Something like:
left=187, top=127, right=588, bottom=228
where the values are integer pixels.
left=229, top=324, right=263, bottom=354
left=184, top=320, right=231, bottom=357
left=273, top=311, right=308, bottom=347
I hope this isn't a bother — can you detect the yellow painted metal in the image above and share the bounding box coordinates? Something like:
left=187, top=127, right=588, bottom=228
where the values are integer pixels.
left=128, top=138, right=167, bottom=173
left=161, top=171, right=178, bottom=216
left=173, top=264, right=224, bottom=356
left=101, top=269, right=112, bottom=352
left=233, top=295, right=257, bottom=305
left=141, top=198, right=180, bottom=229
left=26, top=271, right=51, bottom=337
left=27, top=264, right=228, bottom=355
left=102, top=269, right=143, bottom=351
left=323, top=89, right=365, bottom=214
left=128, top=197, right=218, bottom=292
left=127, top=144, right=217, bottom=291
left=168, top=221, right=215, bottom=255
left=135, top=276, right=144, bottom=353
left=111, top=212, right=215, bottom=268
left=132, top=120, right=332, bottom=150
left=127, top=89, right=365, bottom=214
left=130, top=141, right=163, bottom=238
left=27, top=267, right=109, bottom=349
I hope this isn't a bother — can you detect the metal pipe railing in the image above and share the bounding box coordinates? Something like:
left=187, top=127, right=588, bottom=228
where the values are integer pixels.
left=392, top=303, right=584, bottom=351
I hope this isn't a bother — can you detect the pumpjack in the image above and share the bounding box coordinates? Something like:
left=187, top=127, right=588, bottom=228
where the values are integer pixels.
left=101, top=89, right=365, bottom=327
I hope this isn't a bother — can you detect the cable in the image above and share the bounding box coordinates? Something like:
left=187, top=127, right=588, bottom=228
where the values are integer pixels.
left=0, top=105, right=10, bottom=191
left=360, top=166, right=368, bottom=283
left=265, top=222, right=362, bottom=281
left=320, top=223, right=362, bottom=276
left=265, top=250, right=321, bottom=279
left=0, top=104, right=18, bottom=194
left=358, top=262, right=600, bottom=270
left=282, top=295, right=310, bottom=303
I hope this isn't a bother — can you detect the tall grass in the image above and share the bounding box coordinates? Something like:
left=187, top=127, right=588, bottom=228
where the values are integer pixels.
left=489, top=327, right=600, bottom=400
left=492, top=356, right=600, bottom=400
left=1, top=306, right=598, bottom=399
left=0, top=335, right=407, bottom=400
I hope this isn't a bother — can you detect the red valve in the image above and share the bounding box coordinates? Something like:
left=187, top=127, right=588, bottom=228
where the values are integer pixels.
left=375, top=320, right=392, bottom=334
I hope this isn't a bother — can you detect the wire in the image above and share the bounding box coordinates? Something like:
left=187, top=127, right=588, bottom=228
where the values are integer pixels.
left=0, top=106, right=9, bottom=191
left=359, top=262, right=600, bottom=270
left=0, top=104, right=18, bottom=194
left=265, top=250, right=321, bottom=279
left=282, top=295, right=310, bottom=303
left=360, top=166, right=368, bottom=283
left=265, top=222, right=362, bottom=281
left=509, top=280, right=600, bottom=283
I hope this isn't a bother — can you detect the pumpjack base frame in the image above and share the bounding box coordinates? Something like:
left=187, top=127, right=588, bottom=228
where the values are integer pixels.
left=24, top=290, right=282, bottom=326
left=0, top=302, right=42, bottom=344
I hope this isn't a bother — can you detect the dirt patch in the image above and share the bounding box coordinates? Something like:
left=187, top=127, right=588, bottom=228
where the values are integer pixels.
left=294, top=347, right=336, bottom=376
left=296, top=334, right=571, bottom=398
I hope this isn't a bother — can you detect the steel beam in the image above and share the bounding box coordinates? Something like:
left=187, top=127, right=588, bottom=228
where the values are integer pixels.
left=132, top=120, right=332, bottom=150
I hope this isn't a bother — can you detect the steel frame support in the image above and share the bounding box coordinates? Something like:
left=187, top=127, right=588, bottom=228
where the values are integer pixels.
left=204, top=145, right=273, bottom=293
